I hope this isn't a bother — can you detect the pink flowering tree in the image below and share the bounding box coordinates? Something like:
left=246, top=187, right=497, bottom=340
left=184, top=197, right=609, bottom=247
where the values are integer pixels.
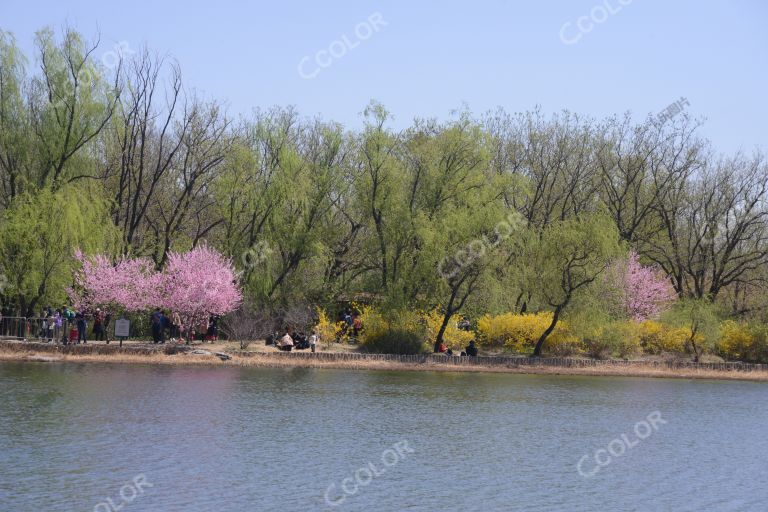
left=604, top=251, right=677, bottom=321
left=68, top=250, right=161, bottom=313
left=70, top=246, right=242, bottom=340
left=162, top=244, right=242, bottom=336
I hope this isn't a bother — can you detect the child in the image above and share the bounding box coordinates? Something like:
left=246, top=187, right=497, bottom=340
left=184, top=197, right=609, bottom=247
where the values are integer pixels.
left=309, top=330, right=318, bottom=353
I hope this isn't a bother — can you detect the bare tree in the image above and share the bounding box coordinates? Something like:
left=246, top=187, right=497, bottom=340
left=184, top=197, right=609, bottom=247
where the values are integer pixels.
left=645, top=152, right=768, bottom=299
left=106, top=49, right=187, bottom=255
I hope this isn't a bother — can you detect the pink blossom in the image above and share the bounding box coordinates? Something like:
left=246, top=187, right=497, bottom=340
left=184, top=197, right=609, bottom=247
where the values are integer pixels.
left=604, top=251, right=677, bottom=321
left=161, top=244, right=242, bottom=328
left=69, top=245, right=242, bottom=328
left=68, top=252, right=161, bottom=313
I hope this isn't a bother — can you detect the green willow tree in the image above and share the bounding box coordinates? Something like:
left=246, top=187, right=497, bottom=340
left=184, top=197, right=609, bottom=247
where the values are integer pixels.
left=0, top=30, right=30, bottom=206
left=2, top=26, right=767, bottom=342
left=0, top=184, right=119, bottom=315
left=529, top=214, right=621, bottom=356
left=30, top=28, right=120, bottom=190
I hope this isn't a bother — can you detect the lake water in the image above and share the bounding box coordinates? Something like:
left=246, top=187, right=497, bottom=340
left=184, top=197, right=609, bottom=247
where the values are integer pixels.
left=0, top=362, right=766, bottom=512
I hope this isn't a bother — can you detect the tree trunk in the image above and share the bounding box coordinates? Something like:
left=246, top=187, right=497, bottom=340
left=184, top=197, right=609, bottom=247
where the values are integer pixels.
left=533, top=303, right=564, bottom=356
left=373, top=210, right=387, bottom=290
left=434, top=285, right=462, bottom=352
left=434, top=311, right=453, bottom=352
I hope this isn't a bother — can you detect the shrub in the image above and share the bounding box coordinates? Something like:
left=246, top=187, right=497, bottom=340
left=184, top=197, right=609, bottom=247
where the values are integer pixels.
left=422, top=309, right=474, bottom=350
left=661, top=299, right=721, bottom=361
left=638, top=320, right=688, bottom=354
left=717, top=321, right=768, bottom=363
left=542, top=334, right=583, bottom=356
left=583, top=321, right=642, bottom=359
left=717, top=320, right=753, bottom=361
left=748, top=325, right=768, bottom=364
left=358, top=306, right=391, bottom=342
left=608, top=321, right=643, bottom=358
left=358, top=307, right=428, bottom=354
left=359, top=328, right=427, bottom=355
left=313, top=308, right=339, bottom=348
left=477, top=312, right=574, bottom=354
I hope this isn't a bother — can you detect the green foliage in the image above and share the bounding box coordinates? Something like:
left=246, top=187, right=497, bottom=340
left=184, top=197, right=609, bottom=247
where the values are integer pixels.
left=597, top=321, right=643, bottom=359
left=532, top=214, right=622, bottom=305
left=662, top=299, right=722, bottom=360
left=0, top=184, right=119, bottom=313
left=30, top=28, right=117, bottom=189
left=357, top=307, right=429, bottom=354
left=3, top=27, right=768, bottom=364
left=359, top=329, right=428, bottom=355
left=525, top=214, right=622, bottom=354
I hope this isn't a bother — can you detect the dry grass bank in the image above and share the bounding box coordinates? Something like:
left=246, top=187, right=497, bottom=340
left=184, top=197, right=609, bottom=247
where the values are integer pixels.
left=1, top=345, right=767, bottom=382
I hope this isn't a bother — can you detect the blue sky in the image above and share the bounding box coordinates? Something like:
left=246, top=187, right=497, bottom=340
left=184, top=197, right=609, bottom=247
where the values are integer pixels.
left=2, top=0, right=766, bottom=153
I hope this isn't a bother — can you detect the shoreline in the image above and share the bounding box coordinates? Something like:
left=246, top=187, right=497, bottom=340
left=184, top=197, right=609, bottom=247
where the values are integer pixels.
left=1, top=341, right=767, bottom=382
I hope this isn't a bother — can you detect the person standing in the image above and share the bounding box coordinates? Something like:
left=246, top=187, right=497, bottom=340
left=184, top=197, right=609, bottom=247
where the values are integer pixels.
left=309, top=330, right=318, bottom=353
left=150, top=309, right=164, bottom=344
left=160, top=311, right=170, bottom=344
left=54, top=309, right=63, bottom=343
left=352, top=315, right=362, bottom=337
left=46, top=310, right=55, bottom=342
left=171, top=311, right=182, bottom=341
left=76, top=312, right=87, bottom=344
left=104, top=312, right=112, bottom=344
left=40, top=308, right=48, bottom=341
left=92, top=308, right=104, bottom=342
left=208, top=315, right=219, bottom=342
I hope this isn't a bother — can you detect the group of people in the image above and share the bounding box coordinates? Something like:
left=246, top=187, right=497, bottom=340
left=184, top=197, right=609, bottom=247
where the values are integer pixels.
left=338, top=308, right=363, bottom=338
left=149, top=309, right=220, bottom=345
left=436, top=340, right=478, bottom=357
left=30, top=306, right=112, bottom=345
left=272, top=327, right=319, bottom=353
left=1, top=306, right=223, bottom=345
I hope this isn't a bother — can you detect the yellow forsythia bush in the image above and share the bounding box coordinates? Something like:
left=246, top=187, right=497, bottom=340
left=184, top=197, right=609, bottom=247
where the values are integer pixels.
left=542, top=332, right=583, bottom=356
left=717, top=320, right=754, bottom=361
left=422, top=309, right=474, bottom=350
left=357, top=306, right=428, bottom=352
left=314, top=308, right=340, bottom=348
left=357, top=305, right=387, bottom=341
left=476, top=312, right=576, bottom=354
left=638, top=320, right=689, bottom=354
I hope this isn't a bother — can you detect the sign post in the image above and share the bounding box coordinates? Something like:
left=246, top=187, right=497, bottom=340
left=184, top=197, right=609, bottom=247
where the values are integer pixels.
left=114, top=317, right=130, bottom=347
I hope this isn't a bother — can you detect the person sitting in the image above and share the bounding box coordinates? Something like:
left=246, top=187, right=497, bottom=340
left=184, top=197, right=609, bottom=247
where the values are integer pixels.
left=279, top=329, right=294, bottom=352
left=465, top=340, right=478, bottom=357
left=438, top=341, right=447, bottom=353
